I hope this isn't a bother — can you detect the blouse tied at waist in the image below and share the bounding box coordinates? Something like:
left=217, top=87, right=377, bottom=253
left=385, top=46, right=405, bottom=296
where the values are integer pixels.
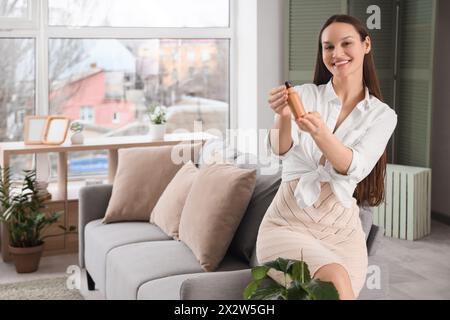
left=286, top=164, right=357, bottom=209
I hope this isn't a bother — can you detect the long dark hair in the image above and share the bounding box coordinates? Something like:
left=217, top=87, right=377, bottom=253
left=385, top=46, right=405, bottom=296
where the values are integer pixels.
left=314, top=14, right=386, bottom=206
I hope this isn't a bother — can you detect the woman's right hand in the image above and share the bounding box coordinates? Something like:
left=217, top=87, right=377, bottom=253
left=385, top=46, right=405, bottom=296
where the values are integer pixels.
left=268, top=85, right=291, bottom=117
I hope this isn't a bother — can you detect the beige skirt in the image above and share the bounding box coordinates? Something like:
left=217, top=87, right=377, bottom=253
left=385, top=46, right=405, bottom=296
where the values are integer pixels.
left=256, top=179, right=368, bottom=297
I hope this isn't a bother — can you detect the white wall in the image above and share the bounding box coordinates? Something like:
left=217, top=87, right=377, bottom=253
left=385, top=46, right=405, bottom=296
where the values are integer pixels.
left=235, top=0, right=258, bottom=154
left=235, top=0, right=285, bottom=155
left=431, top=0, right=450, bottom=218
left=257, top=0, right=285, bottom=133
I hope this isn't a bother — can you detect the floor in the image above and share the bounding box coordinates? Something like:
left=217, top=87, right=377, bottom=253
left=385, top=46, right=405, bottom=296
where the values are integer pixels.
left=0, top=253, right=103, bottom=300
left=1, top=219, right=449, bottom=300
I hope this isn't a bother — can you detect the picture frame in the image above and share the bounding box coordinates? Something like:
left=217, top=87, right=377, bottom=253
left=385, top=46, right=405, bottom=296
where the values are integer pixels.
left=23, top=116, right=48, bottom=145
left=42, top=116, right=70, bottom=145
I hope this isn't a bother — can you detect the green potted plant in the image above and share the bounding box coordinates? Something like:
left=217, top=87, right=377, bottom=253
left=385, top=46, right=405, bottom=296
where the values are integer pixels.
left=244, top=253, right=339, bottom=300
left=0, top=167, right=76, bottom=273
left=146, top=105, right=167, bottom=140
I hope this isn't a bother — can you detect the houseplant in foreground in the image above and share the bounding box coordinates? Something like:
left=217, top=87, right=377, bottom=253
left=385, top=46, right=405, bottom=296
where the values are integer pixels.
left=0, top=167, right=76, bottom=273
left=244, top=253, right=339, bottom=300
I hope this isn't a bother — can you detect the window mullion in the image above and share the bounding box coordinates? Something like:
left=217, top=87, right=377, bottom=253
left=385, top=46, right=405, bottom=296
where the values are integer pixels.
left=35, top=0, right=49, bottom=182
left=28, top=0, right=38, bottom=27
left=229, top=0, right=237, bottom=130
left=36, top=0, right=48, bottom=116
left=0, top=29, right=38, bottom=37
left=46, top=27, right=232, bottom=39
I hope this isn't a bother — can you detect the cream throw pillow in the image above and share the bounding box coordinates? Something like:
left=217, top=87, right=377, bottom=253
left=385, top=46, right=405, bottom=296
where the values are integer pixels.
left=150, top=161, right=199, bottom=239
left=179, top=163, right=256, bottom=271
left=103, top=143, right=201, bottom=223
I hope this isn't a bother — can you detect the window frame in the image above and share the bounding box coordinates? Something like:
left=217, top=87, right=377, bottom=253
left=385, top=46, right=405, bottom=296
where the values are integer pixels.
left=1, top=0, right=235, bottom=125
left=0, top=0, right=236, bottom=180
left=0, top=0, right=38, bottom=29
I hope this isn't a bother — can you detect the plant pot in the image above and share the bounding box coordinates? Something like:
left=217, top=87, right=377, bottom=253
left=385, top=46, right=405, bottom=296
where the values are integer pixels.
left=8, top=244, right=44, bottom=273
left=148, top=123, right=166, bottom=140
left=70, top=131, right=84, bottom=144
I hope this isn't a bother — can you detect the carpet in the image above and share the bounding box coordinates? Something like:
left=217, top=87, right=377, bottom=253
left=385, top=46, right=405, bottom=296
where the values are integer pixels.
left=0, top=277, right=84, bottom=300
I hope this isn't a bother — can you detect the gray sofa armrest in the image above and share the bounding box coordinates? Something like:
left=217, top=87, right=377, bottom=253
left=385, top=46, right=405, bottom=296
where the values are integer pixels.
left=180, top=269, right=253, bottom=300
left=78, top=184, right=113, bottom=268
left=367, top=224, right=383, bottom=256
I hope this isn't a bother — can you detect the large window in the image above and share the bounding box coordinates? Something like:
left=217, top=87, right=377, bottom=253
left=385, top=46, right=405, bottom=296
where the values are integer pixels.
left=0, top=0, right=233, bottom=181
left=48, top=38, right=229, bottom=139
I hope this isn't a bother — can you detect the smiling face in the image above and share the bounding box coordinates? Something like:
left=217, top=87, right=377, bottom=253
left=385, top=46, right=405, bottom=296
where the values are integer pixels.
left=321, top=22, right=371, bottom=79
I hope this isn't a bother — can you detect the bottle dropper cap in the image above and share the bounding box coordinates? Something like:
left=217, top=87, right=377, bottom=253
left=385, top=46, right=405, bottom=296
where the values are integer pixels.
left=285, top=81, right=292, bottom=89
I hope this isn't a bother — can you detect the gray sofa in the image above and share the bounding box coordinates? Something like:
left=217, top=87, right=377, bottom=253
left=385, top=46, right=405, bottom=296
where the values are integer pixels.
left=78, top=161, right=382, bottom=300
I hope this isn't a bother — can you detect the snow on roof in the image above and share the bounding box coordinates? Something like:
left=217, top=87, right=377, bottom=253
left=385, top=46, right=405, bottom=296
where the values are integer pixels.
left=57, top=39, right=136, bottom=81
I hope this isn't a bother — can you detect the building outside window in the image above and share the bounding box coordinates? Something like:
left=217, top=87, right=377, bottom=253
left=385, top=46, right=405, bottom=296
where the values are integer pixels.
left=112, top=112, right=120, bottom=124
left=80, top=105, right=94, bottom=123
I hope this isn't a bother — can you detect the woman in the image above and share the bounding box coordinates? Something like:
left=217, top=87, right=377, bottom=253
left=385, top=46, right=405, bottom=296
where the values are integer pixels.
left=256, top=14, right=397, bottom=299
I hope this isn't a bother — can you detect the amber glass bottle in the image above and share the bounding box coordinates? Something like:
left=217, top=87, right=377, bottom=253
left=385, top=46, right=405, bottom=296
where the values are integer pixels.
left=285, top=81, right=306, bottom=119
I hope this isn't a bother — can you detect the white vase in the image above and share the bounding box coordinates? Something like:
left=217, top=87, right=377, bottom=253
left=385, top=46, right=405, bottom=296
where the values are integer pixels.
left=70, top=132, right=84, bottom=144
left=148, top=123, right=166, bottom=140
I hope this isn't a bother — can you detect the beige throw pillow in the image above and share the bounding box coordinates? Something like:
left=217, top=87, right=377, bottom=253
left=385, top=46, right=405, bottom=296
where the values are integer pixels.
left=150, top=161, right=199, bottom=239
left=179, top=163, right=256, bottom=271
left=103, top=143, right=201, bottom=223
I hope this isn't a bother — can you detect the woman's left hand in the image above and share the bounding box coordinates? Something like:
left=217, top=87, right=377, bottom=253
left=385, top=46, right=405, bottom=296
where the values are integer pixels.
left=295, top=111, right=330, bottom=139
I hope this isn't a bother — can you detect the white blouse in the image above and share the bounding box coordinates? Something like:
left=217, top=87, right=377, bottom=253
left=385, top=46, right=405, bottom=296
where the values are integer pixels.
left=268, top=79, right=398, bottom=209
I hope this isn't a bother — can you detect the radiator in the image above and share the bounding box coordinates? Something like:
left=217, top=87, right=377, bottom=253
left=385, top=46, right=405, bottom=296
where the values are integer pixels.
left=373, top=164, right=432, bottom=240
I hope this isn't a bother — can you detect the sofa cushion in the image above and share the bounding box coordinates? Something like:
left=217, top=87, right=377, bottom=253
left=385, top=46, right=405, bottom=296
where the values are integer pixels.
left=84, top=219, right=171, bottom=293
left=229, top=161, right=282, bottom=262
left=103, top=144, right=200, bottom=223
left=105, top=241, right=203, bottom=300
left=136, top=257, right=249, bottom=300
left=150, top=161, right=198, bottom=239
left=179, top=163, right=257, bottom=271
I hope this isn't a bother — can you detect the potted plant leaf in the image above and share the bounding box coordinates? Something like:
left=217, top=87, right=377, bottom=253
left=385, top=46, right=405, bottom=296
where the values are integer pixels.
left=0, top=167, right=76, bottom=273
left=244, top=252, right=339, bottom=300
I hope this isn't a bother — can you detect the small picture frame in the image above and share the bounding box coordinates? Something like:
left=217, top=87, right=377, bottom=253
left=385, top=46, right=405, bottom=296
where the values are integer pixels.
left=42, top=116, right=70, bottom=145
left=23, top=116, right=48, bottom=145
